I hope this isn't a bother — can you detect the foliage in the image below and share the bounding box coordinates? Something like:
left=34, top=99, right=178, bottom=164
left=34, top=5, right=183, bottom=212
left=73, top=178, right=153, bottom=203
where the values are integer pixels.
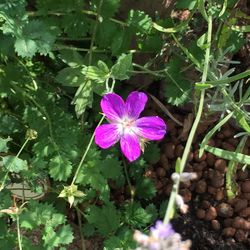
left=0, top=0, right=249, bottom=249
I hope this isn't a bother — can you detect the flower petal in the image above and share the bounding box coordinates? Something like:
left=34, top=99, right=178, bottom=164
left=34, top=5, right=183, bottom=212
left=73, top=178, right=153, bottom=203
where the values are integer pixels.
left=135, top=116, right=166, bottom=140
left=101, top=93, right=125, bottom=121
left=95, top=124, right=121, bottom=149
left=120, top=133, right=141, bottom=162
left=125, top=91, right=148, bottom=119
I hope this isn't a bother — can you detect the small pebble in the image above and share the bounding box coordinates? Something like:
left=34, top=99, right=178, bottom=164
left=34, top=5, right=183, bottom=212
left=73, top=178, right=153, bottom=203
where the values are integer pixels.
left=241, top=180, right=250, bottom=193
left=205, top=206, right=217, bottom=221
left=216, top=203, right=233, bottom=218
left=195, top=180, right=207, bottom=194
left=211, top=220, right=220, bottom=231
left=234, top=199, right=248, bottom=213
left=223, top=227, right=236, bottom=237
left=196, top=208, right=206, bottom=219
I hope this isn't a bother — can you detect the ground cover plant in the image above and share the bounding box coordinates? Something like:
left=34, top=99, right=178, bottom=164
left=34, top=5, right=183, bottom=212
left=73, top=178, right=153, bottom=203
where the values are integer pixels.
left=0, top=0, right=250, bottom=249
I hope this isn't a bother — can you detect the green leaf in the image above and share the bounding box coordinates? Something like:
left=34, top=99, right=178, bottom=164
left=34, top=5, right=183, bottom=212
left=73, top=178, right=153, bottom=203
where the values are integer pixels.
left=101, top=158, right=123, bottom=180
left=62, top=12, right=89, bottom=38
left=2, top=156, right=28, bottom=173
left=145, top=204, right=158, bottom=222
left=204, top=145, right=250, bottom=165
left=72, top=80, right=93, bottom=118
left=59, top=50, right=84, bottom=67
left=20, top=201, right=58, bottom=229
left=76, top=160, right=107, bottom=190
left=82, top=61, right=110, bottom=83
left=43, top=224, right=74, bottom=248
left=195, top=69, right=250, bottom=87
left=56, top=67, right=85, bottom=87
left=144, top=143, right=160, bottom=164
left=111, top=53, right=132, bottom=80
left=104, top=236, right=123, bottom=249
left=226, top=136, right=247, bottom=199
left=127, top=10, right=153, bottom=34
left=235, top=112, right=250, bottom=134
left=15, top=38, right=37, bottom=58
left=92, top=0, right=120, bottom=18
left=0, top=137, right=11, bottom=153
left=124, top=202, right=153, bottom=228
left=135, top=178, right=156, bottom=200
left=96, top=20, right=118, bottom=48
left=111, top=29, right=132, bottom=55
left=164, top=58, right=191, bottom=105
left=175, top=157, right=181, bottom=173
left=197, top=33, right=208, bottom=49
left=175, top=0, right=197, bottom=9
left=199, top=112, right=234, bottom=157
left=49, top=156, right=72, bottom=181
left=82, top=223, right=96, bottom=237
left=86, top=203, right=120, bottom=236
left=14, top=20, right=56, bottom=58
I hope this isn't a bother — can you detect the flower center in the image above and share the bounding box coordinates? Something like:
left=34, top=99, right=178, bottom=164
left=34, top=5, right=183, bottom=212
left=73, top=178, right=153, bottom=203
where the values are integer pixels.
left=120, top=118, right=135, bottom=134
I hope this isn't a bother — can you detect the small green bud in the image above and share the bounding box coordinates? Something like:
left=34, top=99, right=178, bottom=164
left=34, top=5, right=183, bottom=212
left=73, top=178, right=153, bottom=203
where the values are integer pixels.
left=25, top=129, right=38, bottom=140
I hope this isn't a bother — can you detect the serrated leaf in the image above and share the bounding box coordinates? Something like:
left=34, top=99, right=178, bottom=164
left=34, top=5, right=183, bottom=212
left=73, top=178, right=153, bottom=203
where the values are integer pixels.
left=104, top=236, right=123, bottom=249
left=2, top=156, right=28, bottom=173
left=56, top=67, right=85, bottom=87
left=62, top=12, right=89, bottom=38
left=165, top=58, right=191, bottom=105
left=124, top=202, right=153, bottom=228
left=127, top=10, right=152, bottom=33
left=43, top=224, right=74, bottom=248
left=145, top=204, right=158, bottom=222
left=0, top=137, right=11, bottom=153
left=15, top=38, right=37, bottom=58
left=82, top=223, right=96, bottom=237
left=76, top=160, right=107, bottom=190
left=100, top=158, right=123, bottom=180
left=14, top=20, right=56, bottom=58
left=111, top=53, right=132, bottom=80
left=49, top=156, right=72, bottom=181
left=92, top=0, right=120, bottom=18
left=135, top=178, right=156, bottom=200
left=86, top=203, right=120, bottom=236
left=144, top=143, right=160, bottom=164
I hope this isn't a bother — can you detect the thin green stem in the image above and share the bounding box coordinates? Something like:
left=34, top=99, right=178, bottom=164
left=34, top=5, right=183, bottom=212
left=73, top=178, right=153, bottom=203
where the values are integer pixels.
left=53, top=44, right=107, bottom=53
left=16, top=215, right=23, bottom=250
left=132, top=63, right=167, bottom=79
left=76, top=209, right=86, bottom=250
left=71, top=115, right=105, bottom=185
left=16, top=58, right=38, bottom=91
left=88, top=0, right=103, bottom=65
left=0, top=138, right=30, bottom=191
left=122, top=157, right=134, bottom=202
left=163, top=11, right=213, bottom=224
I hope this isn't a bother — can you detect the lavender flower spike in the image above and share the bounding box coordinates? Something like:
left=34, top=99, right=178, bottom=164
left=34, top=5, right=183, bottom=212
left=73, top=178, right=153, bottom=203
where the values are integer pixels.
left=94, top=91, right=167, bottom=161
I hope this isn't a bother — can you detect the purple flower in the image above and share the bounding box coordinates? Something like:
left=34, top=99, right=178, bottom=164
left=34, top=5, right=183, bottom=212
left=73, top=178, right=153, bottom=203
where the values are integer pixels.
left=94, top=91, right=167, bottom=161
left=150, top=220, right=175, bottom=240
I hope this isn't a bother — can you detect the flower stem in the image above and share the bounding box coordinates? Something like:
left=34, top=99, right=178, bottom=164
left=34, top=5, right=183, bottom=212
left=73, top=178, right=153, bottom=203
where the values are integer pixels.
left=122, top=157, right=134, bottom=202
left=76, top=209, right=86, bottom=250
left=71, top=115, right=105, bottom=186
left=163, top=10, right=213, bottom=224
left=0, top=137, right=30, bottom=191
left=16, top=214, right=22, bottom=250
